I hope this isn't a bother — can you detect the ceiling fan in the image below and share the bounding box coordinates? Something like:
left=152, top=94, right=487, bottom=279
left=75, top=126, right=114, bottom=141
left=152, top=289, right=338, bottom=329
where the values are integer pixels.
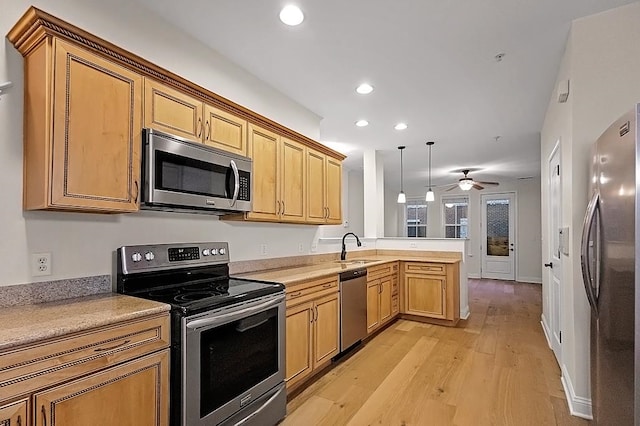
left=444, top=169, right=500, bottom=191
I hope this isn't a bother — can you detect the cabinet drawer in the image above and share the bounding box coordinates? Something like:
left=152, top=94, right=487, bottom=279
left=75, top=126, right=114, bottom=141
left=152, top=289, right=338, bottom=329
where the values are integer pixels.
left=286, top=276, right=338, bottom=307
left=0, top=314, right=169, bottom=400
left=367, top=262, right=398, bottom=281
left=404, top=262, right=446, bottom=275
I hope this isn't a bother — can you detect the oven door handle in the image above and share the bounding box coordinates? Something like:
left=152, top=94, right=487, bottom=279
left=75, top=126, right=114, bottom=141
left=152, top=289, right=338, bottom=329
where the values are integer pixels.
left=230, top=159, right=240, bottom=207
left=186, top=294, right=284, bottom=330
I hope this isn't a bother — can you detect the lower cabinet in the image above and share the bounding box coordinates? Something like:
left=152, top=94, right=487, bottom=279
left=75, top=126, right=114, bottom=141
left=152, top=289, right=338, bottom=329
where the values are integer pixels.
left=366, top=262, right=399, bottom=334
left=285, top=277, right=340, bottom=390
left=0, top=398, right=27, bottom=426
left=34, top=351, right=168, bottom=426
left=402, top=261, right=460, bottom=326
left=0, top=314, right=170, bottom=426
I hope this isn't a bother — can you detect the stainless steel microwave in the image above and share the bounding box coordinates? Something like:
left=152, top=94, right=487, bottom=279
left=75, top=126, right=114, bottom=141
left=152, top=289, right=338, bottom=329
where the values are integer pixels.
left=141, top=129, right=252, bottom=214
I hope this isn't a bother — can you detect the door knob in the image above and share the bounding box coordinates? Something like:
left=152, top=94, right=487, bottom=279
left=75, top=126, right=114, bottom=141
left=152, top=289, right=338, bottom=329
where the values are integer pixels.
left=544, top=262, right=553, bottom=268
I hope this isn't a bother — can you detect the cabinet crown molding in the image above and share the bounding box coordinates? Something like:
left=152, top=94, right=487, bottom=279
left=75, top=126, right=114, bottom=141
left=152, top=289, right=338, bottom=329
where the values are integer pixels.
left=7, top=6, right=345, bottom=161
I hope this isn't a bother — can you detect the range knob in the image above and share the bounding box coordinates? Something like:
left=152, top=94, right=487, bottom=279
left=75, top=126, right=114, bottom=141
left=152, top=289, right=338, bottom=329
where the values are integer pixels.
left=219, top=248, right=226, bottom=255
left=144, top=252, right=155, bottom=261
left=131, top=252, right=142, bottom=262
left=202, top=249, right=210, bottom=256
left=210, top=248, right=218, bottom=256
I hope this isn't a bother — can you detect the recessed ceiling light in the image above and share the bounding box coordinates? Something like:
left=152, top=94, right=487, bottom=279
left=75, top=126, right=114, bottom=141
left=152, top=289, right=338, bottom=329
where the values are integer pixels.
left=394, top=123, right=408, bottom=130
left=356, top=83, right=374, bottom=94
left=279, top=5, right=304, bottom=26
left=355, top=120, right=369, bottom=127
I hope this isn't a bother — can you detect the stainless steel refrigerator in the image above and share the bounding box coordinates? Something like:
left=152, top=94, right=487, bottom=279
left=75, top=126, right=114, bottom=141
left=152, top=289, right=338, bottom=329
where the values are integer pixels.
left=581, top=104, right=637, bottom=425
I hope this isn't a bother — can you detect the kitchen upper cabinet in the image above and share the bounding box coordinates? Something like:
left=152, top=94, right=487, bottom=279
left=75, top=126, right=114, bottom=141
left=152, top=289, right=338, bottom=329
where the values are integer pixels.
left=402, top=261, right=460, bottom=326
left=306, top=149, right=342, bottom=224
left=144, top=80, right=247, bottom=156
left=0, top=399, right=27, bottom=426
left=34, top=352, right=168, bottom=426
left=244, top=125, right=306, bottom=223
left=22, top=38, right=142, bottom=212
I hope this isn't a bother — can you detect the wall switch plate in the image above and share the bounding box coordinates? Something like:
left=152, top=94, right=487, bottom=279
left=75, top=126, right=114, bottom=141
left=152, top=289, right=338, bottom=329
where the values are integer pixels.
left=298, top=243, right=304, bottom=253
left=31, top=252, right=51, bottom=276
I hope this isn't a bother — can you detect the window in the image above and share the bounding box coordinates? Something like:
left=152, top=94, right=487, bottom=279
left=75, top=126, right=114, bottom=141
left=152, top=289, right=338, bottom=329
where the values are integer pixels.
left=443, top=196, right=468, bottom=238
left=406, top=199, right=427, bottom=237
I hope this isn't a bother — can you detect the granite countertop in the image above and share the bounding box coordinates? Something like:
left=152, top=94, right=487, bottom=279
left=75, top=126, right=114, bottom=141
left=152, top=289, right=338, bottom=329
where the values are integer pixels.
left=235, top=255, right=460, bottom=287
left=0, top=293, right=170, bottom=351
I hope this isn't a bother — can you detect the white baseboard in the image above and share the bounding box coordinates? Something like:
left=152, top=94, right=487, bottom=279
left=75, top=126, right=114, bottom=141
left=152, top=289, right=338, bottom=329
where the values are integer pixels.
left=540, top=315, right=552, bottom=348
left=517, top=275, right=542, bottom=284
left=560, top=364, right=593, bottom=420
left=460, top=305, right=470, bottom=319
left=468, top=273, right=481, bottom=279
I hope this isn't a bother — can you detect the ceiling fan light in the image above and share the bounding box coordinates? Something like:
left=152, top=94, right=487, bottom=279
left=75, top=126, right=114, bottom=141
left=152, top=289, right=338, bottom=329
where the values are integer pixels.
left=397, top=191, right=406, bottom=204
left=459, top=180, right=474, bottom=191
left=425, top=189, right=435, bottom=202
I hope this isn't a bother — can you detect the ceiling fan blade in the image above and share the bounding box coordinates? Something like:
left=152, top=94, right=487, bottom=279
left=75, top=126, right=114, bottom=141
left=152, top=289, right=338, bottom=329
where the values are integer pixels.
left=476, top=180, right=499, bottom=186
left=472, top=184, right=485, bottom=190
left=445, top=184, right=459, bottom=192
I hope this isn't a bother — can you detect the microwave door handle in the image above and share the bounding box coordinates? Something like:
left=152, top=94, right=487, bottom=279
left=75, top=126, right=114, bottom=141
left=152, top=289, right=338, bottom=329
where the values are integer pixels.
left=230, top=159, right=240, bottom=207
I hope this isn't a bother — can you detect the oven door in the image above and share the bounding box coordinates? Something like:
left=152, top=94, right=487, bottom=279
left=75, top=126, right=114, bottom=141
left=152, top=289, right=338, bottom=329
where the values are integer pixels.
left=143, top=129, right=251, bottom=212
left=183, top=294, right=285, bottom=426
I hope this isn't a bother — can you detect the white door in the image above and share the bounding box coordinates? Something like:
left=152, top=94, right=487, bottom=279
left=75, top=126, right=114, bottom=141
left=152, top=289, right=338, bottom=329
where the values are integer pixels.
left=481, top=193, right=516, bottom=280
left=548, top=144, right=563, bottom=362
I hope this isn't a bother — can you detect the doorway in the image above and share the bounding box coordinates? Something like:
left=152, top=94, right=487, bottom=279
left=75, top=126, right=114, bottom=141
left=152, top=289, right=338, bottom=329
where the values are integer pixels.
left=548, top=141, right=563, bottom=363
left=481, top=193, right=516, bottom=280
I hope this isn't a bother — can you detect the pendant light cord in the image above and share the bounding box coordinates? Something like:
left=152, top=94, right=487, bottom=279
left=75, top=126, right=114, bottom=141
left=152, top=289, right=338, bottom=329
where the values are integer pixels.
left=428, top=144, right=431, bottom=188
left=400, top=148, right=404, bottom=192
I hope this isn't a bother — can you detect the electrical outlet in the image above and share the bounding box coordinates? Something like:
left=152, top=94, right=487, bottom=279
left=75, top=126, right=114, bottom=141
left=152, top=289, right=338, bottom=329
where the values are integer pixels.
left=311, top=243, right=318, bottom=253
left=410, top=242, right=417, bottom=248
left=260, top=244, right=268, bottom=255
left=31, top=252, right=51, bottom=276
left=298, top=243, right=304, bottom=253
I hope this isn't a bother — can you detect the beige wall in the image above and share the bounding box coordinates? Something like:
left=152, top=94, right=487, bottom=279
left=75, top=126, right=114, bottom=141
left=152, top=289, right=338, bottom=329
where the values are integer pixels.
left=0, top=0, right=327, bottom=286
left=540, top=1, right=640, bottom=417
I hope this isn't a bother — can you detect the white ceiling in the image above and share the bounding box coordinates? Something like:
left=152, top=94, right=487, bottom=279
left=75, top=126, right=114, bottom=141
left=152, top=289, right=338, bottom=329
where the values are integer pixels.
left=132, top=0, right=635, bottom=190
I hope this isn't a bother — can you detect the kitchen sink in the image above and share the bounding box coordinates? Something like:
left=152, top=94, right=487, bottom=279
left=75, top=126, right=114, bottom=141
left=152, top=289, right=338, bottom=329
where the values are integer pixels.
left=334, top=259, right=377, bottom=265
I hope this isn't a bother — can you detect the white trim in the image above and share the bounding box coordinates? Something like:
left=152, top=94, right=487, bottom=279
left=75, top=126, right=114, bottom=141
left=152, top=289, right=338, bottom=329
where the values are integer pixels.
left=460, top=305, right=470, bottom=319
left=468, top=273, right=481, bottom=279
left=517, top=275, right=542, bottom=284
left=540, top=315, right=552, bottom=348
left=560, top=364, right=593, bottom=420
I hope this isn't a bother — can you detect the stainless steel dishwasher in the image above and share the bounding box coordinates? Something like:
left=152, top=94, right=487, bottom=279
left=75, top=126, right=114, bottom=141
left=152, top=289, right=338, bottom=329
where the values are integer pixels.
left=339, top=268, right=368, bottom=352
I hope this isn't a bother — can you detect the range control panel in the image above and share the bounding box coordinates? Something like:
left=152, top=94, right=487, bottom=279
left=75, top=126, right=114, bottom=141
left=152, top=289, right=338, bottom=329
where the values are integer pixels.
left=118, top=242, right=229, bottom=274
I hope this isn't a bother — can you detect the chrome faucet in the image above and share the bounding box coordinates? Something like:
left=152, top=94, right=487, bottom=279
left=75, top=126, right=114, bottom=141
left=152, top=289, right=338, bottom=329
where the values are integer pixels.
left=340, top=232, right=362, bottom=260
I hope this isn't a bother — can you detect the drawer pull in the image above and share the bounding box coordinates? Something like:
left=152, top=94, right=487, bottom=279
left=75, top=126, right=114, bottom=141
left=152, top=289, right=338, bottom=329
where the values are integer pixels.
left=94, top=339, right=131, bottom=352
left=322, top=284, right=333, bottom=288
left=289, top=291, right=302, bottom=298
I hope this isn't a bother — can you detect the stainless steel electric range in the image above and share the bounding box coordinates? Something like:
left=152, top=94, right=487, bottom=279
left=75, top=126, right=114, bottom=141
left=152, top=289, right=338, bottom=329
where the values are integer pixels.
left=114, top=242, right=286, bottom=426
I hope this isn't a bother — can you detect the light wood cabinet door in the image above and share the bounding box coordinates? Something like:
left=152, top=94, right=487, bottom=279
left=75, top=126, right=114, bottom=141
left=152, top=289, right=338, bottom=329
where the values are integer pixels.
left=0, top=399, right=27, bottom=426
left=203, top=104, right=247, bottom=155
left=405, top=273, right=446, bottom=319
left=306, top=149, right=326, bottom=223
left=379, top=276, right=393, bottom=324
left=248, top=124, right=280, bottom=220
left=144, top=79, right=203, bottom=141
left=280, top=137, right=306, bottom=222
left=313, top=293, right=339, bottom=368
left=367, top=280, right=380, bottom=333
left=285, top=302, right=314, bottom=388
left=325, top=157, right=342, bottom=224
left=34, top=350, right=169, bottom=426
left=51, top=39, right=142, bottom=212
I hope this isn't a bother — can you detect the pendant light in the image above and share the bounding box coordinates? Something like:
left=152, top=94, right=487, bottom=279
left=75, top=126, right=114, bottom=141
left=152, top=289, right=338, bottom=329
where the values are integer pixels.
left=397, top=146, right=406, bottom=203
left=425, top=141, right=435, bottom=202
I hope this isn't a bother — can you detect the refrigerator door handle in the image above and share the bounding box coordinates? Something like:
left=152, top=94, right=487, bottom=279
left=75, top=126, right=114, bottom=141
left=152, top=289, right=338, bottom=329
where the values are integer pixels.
left=580, top=191, right=600, bottom=314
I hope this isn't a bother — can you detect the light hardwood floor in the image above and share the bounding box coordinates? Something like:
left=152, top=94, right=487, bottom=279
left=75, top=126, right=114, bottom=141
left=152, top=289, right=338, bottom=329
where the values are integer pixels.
left=283, top=279, right=588, bottom=426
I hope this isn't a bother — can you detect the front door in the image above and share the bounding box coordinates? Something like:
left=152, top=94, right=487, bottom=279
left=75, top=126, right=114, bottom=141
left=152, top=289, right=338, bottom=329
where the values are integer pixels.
left=548, top=142, right=563, bottom=363
left=481, top=193, right=516, bottom=280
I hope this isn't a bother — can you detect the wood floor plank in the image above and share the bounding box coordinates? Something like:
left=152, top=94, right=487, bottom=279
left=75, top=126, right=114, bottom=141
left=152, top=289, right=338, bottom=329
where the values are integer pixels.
left=285, top=279, right=587, bottom=426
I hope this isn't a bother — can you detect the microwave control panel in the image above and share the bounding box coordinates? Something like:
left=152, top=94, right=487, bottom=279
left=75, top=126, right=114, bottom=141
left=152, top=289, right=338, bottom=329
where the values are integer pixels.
left=238, top=173, right=250, bottom=201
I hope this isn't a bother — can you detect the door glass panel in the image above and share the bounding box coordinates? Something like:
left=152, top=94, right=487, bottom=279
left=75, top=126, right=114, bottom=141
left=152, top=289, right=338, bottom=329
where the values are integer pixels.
left=199, top=307, right=279, bottom=417
left=486, top=199, right=510, bottom=256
